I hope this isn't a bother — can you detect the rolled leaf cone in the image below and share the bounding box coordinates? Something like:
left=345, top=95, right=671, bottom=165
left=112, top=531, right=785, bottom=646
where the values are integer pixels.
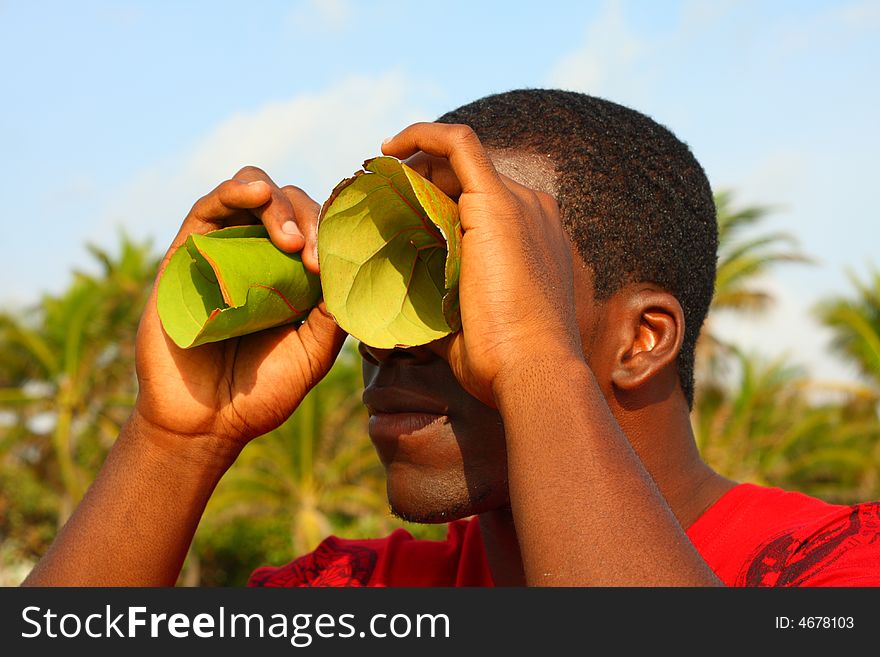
left=156, top=158, right=461, bottom=349
left=317, top=156, right=462, bottom=348
left=156, top=225, right=321, bottom=348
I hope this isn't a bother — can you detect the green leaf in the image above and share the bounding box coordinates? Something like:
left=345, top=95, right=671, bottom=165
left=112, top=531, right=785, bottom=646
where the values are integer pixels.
left=317, top=156, right=462, bottom=348
left=156, top=225, right=321, bottom=348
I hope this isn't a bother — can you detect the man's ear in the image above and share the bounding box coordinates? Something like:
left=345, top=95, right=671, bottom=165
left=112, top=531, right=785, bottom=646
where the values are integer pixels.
left=610, top=287, right=685, bottom=392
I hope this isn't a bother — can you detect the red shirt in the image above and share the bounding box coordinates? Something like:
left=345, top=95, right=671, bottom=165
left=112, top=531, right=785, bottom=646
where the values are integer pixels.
left=686, top=483, right=880, bottom=586
left=247, top=483, right=880, bottom=587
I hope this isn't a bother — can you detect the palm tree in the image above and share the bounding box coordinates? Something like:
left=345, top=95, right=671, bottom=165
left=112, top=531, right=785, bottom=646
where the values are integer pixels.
left=696, top=191, right=811, bottom=376
left=711, top=191, right=811, bottom=313
left=691, top=195, right=880, bottom=506
left=815, top=268, right=880, bottom=388
left=0, top=235, right=157, bottom=526
left=693, top=349, right=880, bottom=504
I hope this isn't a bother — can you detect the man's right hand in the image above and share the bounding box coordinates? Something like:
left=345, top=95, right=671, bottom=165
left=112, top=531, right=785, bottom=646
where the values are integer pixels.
left=133, top=166, right=347, bottom=460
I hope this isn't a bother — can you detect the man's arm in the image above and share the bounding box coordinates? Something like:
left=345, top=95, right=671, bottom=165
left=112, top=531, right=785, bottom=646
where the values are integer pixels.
left=494, top=355, right=720, bottom=585
left=23, top=412, right=236, bottom=586
left=24, top=168, right=346, bottom=586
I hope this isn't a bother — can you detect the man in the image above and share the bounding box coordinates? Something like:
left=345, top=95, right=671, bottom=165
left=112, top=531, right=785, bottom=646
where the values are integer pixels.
left=24, top=89, right=880, bottom=587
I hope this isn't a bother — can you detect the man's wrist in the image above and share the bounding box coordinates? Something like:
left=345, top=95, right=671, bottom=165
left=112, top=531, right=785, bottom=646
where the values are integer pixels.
left=126, top=407, right=242, bottom=480
left=491, top=347, right=591, bottom=410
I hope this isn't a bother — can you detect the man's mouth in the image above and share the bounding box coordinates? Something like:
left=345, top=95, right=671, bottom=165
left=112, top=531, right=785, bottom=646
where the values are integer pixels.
left=362, top=385, right=450, bottom=440
left=369, top=411, right=448, bottom=439
left=362, top=385, right=449, bottom=416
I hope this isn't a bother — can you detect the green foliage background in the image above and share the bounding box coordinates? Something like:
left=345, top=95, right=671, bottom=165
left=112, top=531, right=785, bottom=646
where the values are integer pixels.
left=1, top=193, right=878, bottom=585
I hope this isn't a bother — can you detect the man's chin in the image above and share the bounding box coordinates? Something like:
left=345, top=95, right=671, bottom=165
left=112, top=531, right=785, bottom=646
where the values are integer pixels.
left=388, top=500, right=476, bottom=525
left=384, top=474, right=499, bottom=525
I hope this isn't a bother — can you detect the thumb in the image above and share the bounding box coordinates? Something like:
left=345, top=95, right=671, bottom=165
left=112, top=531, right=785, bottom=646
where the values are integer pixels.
left=426, top=333, right=457, bottom=365
left=427, top=333, right=497, bottom=408
left=297, top=302, right=348, bottom=383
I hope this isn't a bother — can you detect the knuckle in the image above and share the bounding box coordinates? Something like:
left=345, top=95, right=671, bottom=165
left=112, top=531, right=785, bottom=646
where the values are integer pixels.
left=189, top=188, right=217, bottom=215
left=280, top=184, right=304, bottom=196
left=282, top=185, right=320, bottom=214
left=218, top=178, right=239, bottom=193
left=449, top=123, right=477, bottom=145
left=234, top=165, right=267, bottom=179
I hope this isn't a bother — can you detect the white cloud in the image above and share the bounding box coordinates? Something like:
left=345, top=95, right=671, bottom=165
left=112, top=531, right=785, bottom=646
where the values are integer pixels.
left=97, top=72, right=428, bottom=250
left=840, top=0, right=880, bottom=28
left=547, top=0, right=643, bottom=96
left=678, top=0, right=739, bottom=32
left=771, top=0, right=880, bottom=60
left=98, top=4, right=145, bottom=28
left=717, top=148, right=808, bottom=213
left=285, top=0, right=353, bottom=34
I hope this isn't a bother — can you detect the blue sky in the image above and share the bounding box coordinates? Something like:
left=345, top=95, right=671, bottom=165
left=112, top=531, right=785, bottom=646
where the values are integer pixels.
left=1, top=0, right=878, bottom=383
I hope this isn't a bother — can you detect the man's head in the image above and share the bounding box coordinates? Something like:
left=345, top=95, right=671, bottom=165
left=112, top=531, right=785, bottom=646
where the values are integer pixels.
left=361, top=89, right=717, bottom=523
left=437, top=89, right=717, bottom=405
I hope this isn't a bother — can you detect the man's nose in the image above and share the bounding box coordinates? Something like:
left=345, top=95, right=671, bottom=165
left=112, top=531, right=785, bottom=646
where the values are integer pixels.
left=358, top=341, right=436, bottom=366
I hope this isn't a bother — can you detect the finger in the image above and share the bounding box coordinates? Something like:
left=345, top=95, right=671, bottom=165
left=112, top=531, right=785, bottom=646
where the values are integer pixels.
left=400, top=152, right=463, bottom=200
left=162, top=178, right=273, bottom=275
left=280, top=184, right=321, bottom=273
left=382, top=123, right=506, bottom=197
left=406, top=152, right=552, bottom=241
left=188, top=178, right=273, bottom=229
left=231, top=166, right=305, bottom=254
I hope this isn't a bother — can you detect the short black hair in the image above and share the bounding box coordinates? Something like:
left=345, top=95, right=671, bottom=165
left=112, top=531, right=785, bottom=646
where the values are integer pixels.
left=437, top=89, right=716, bottom=407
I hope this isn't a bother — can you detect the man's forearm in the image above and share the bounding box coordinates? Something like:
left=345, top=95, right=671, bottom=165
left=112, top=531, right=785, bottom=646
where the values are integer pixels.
left=23, top=411, right=238, bottom=586
left=494, top=354, right=722, bottom=586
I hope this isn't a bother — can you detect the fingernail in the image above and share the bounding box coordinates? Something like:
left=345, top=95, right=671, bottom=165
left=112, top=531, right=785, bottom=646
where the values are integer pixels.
left=382, top=136, right=392, bottom=145
left=281, top=220, right=300, bottom=236
left=247, top=180, right=266, bottom=187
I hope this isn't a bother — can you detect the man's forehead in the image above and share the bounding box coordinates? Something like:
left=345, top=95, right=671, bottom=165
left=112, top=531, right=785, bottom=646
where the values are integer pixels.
left=487, top=146, right=595, bottom=295
left=487, top=148, right=558, bottom=199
